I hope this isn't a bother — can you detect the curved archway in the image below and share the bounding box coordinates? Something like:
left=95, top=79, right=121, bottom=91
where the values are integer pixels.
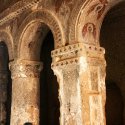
left=69, top=0, right=123, bottom=45
left=0, top=30, right=14, bottom=60
left=14, top=10, right=61, bottom=125
left=16, top=10, right=65, bottom=60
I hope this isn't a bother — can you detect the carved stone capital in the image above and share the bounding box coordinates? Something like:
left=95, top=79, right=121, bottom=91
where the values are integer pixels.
left=9, top=60, right=43, bottom=79
left=84, top=44, right=105, bottom=58
left=51, top=42, right=86, bottom=63
left=51, top=43, right=87, bottom=70
left=85, top=44, right=106, bottom=66
left=51, top=42, right=106, bottom=72
left=51, top=42, right=105, bottom=62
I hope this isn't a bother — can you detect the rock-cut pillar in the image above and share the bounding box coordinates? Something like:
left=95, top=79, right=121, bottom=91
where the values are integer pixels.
left=51, top=42, right=106, bottom=125
left=9, top=60, right=42, bottom=125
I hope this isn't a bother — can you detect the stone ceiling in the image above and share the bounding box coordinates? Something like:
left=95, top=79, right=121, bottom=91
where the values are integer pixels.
left=0, top=0, right=21, bottom=12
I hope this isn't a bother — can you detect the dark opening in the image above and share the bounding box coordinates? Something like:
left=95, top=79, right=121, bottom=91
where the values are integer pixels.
left=40, top=31, right=60, bottom=125
left=24, top=122, right=32, bottom=125
left=0, top=42, right=12, bottom=125
left=105, top=80, right=123, bottom=125
left=100, top=1, right=125, bottom=125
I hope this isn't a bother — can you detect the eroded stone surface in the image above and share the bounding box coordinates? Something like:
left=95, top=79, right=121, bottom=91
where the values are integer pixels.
left=10, top=60, right=42, bottom=125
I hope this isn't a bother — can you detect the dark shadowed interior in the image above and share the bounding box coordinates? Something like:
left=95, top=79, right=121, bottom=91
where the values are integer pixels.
left=0, top=42, right=12, bottom=125
left=40, top=31, right=60, bottom=125
left=100, top=1, right=125, bottom=125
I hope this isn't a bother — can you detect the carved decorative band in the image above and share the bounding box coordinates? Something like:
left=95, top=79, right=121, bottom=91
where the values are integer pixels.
left=51, top=43, right=86, bottom=63
left=9, top=60, right=43, bottom=79
left=0, top=0, right=40, bottom=26
left=51, top=43, right=84, bottom=57
left=51, top=43, right=105, bottom=62
left=85, top=44, right=105, bottom=59
left=51, top=57, right=86, bottom=68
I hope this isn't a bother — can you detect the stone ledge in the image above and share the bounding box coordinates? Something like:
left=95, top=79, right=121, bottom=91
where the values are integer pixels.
left=51, top=43, right=105, bottom=63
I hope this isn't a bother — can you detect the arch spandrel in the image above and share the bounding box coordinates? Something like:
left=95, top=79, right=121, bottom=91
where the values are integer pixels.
left=0, top=30, right=14, bottom=60
left=69, top=0, right=123, bottom=45
left=16, top=10, right=65, bottom=60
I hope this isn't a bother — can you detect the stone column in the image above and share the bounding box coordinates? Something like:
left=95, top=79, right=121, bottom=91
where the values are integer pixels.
left=0, top=71, right=8, bottom=125
left=51, top=43, right=106, bottom=125
left=9, top=60, right=42, bottom=125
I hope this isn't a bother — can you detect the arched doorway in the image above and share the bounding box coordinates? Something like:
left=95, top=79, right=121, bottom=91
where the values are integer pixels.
left=100, top=1, right=125, bottom=124
left=21, top=23, right=60, bottom=125
left=11, top=11, right=62, bottom=123
left=0, top=41, right=12, bottom=125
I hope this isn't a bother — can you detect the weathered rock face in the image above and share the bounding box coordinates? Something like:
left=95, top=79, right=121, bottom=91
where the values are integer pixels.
left=0, top=0, right=125, bottom=125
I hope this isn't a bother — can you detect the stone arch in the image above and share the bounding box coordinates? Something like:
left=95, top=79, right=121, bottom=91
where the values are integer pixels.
left=69, top=0, right=123, bottom=45
left=16, top=9, right=65, bottom=60
left=68, top=0, right=88, bottom=43
left=0, top=30, right=14, bottom=60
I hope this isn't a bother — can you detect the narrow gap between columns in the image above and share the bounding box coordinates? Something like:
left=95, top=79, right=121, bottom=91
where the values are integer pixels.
left=0, top=41, right=12, bottom=125
left=40, top=31, right=60, bottom=125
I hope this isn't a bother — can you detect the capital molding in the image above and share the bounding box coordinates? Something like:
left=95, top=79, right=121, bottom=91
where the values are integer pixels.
left=9, top=60, right=43, bottom=79
left=51, top=42, right=86, bottom=62
left=51, top=43, right=105, bottom=68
